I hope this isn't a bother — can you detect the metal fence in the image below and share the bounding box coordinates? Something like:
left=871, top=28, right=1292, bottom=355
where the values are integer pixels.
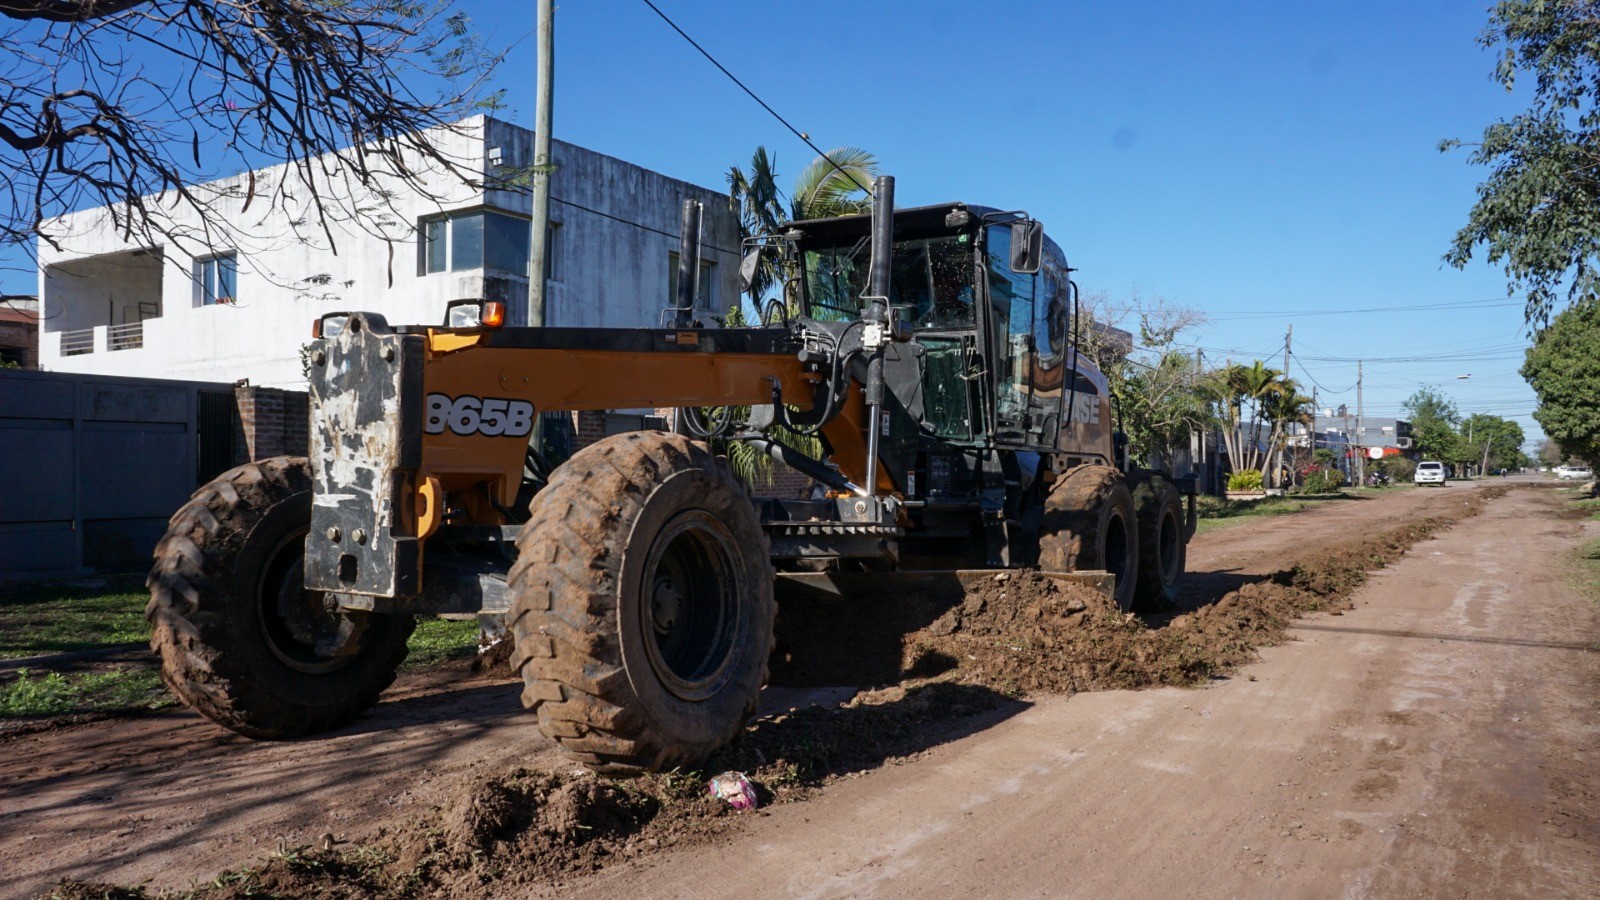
left=0, top=369, right=236, bottom=581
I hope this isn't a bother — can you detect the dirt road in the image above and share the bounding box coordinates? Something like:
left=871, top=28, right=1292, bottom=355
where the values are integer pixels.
left=566, top=484, right=1600, bottom=898
left=3, top=482, right=1595, bottom=897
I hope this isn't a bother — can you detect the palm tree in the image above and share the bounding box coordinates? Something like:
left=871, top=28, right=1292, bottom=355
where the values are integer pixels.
left=725, top=147, right=785, bottom=303
left=786, top=147, right=877, bottom=220
left=1263, top=380, right=1315, bottom=486
left=727, top=146, right=879, bottom=312
left=1215, top=360, right=1284, bottom=474
left=720, top=146, right=878, bottom=487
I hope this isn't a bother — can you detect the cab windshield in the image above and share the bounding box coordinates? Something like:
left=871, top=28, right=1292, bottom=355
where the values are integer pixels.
left=803, top=233, right=977, bottom=329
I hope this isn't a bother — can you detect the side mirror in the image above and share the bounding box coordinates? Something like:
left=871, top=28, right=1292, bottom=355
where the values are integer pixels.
left=1010, top=219, right=1044, bottom=274
left=738, top=248, right=763, bottom=294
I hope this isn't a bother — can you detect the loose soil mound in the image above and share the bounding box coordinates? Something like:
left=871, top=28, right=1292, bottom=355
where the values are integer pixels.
left=49, top=486, right=1506, bottom=899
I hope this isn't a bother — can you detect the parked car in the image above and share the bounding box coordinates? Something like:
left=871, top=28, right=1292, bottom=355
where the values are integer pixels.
left=1558, top=465, right=1594, bottom=481
left=1414, top=461, right=1448, bottom=486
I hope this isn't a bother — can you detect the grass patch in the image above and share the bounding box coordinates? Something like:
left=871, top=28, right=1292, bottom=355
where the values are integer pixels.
left=2, top=575, right=479, bottom=669
left=0, top=577, right=149, bottom=659
left=1570, top=497, right=1600, bottom=520
left=1, top=666, right=170, bottom=718
left=1576, top=539, right=1600, bottom=599
left=403, top=617, right=480, bottom=670
left=1194, top=495, right=1310, bottom=534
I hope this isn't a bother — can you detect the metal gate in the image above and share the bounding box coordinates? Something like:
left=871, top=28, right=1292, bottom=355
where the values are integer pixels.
left=0, top=369, right=236, bottom=581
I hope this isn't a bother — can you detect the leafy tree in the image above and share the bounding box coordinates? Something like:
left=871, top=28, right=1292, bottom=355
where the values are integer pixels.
left=1522, top=299, right=1600, bottom=466
left=1535, top=436, right=1567, bottom=466
left=1, top=0, right=501, bottom=273
left=1461, top=413, right=1525, bottom=473
left=1072, top=290, right=1213, bottom=469
left=1443, top=0, right=1600, bottom=327
left=1402, top=386, right=1462, bottom=461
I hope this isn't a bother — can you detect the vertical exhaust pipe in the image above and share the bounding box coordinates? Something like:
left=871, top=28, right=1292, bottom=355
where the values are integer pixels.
left=862, top=176, right=893, bottom=498
left=673, top=199, right=703, bottom=328
left=864, top=176, right=894, bottom=324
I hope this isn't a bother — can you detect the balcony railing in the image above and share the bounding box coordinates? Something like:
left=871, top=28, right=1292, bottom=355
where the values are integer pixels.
left=61, top=328, right=95, bottom=356
left=108, top=321, right=144, bottom=351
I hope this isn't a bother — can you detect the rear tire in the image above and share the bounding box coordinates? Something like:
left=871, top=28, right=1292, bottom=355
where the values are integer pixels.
left=1131, top=474, right=1186, bottom=612
left=146, top=457, right=414, bottom=739
left=509, top=432, right=776, bottom=773
left=1038, top=465, right=1140, bottom=611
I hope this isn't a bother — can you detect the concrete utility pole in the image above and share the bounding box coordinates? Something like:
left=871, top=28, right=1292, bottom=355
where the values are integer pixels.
left=527, top=0, right=555, bottom=328
left=1355, top=360, right=1365, bottom=486
left=1278, top=324, right=1292, bottom=488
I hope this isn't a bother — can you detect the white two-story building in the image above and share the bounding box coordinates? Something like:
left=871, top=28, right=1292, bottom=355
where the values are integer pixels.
left=36, top=115, right=740, bottom=388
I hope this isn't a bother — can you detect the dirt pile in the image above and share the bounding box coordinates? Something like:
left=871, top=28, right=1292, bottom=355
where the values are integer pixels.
left=907, top=485, right=1505, bottom=698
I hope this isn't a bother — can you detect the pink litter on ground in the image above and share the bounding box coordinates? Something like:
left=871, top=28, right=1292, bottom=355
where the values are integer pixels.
left=707, top=771, right=758, bottom=810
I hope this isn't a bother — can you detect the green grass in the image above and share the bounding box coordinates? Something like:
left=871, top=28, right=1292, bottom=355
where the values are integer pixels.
left=1570, top=497, right=1600, bottom=520
left=0, top=577, right=150, bottom=659
left=403, top=617, right=480, bottom=670
left=0, top=666, right=171, bottom=718
left=2, top=576, right=481, bottom=669
left=1575, top=539, right=1600, bottom=602
left=1193, top=495, right=1311, bottom=534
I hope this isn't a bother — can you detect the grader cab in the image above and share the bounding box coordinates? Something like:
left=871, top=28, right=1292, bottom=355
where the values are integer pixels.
left=146, top=177, right=1195, bottom=771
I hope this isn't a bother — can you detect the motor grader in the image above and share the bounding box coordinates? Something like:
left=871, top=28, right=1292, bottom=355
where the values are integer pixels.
left=146, top=177, right=1195, bottom=772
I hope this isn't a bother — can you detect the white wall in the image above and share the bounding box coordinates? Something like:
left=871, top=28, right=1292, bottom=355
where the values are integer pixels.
left=37, top=116, right=740, bottom=388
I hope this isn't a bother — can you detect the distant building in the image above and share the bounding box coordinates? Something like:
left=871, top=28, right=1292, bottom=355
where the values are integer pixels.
left=34, top=115, right=739, bottom=388
left=0, top=297, right=39, bottom=369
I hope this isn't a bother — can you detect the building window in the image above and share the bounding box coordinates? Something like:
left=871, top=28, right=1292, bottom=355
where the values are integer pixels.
left=543, top=222, right=562, bottom=282
left=197, top=253, right=237, bottom=306
left=421, top=217, right=447, bottom=274
left=417, top=210, right=537, bottom=277
left=667, top=253, right=717, bottom=312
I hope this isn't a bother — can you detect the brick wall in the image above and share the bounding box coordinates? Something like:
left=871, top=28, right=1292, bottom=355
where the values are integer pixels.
left=0, top=314, right=38, bottom=369
left=234, top=385, right=310, bottom=461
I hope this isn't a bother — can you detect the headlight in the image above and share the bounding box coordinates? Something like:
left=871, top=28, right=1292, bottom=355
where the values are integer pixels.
left=444, top=299, right=506, bottom=329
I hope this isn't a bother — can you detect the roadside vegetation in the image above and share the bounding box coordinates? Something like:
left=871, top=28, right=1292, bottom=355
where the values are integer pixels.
left=0, top=577, right=148, bottom=659
left=1195, top=494, right=1315, bottom=534
left=1, top=580, right=481, bottom=721
left=1, top=667, right=169, bottom=719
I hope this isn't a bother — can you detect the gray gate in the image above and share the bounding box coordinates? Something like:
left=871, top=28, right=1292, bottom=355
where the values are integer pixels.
left=0, top=369, right=236, bottom=581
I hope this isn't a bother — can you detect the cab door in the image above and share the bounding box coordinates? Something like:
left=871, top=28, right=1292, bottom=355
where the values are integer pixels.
left=983, top=224, right=1062, bottom=449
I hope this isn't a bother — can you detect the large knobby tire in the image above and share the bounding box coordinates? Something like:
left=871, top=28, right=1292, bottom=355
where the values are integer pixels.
left=145, top=457, right=415, bottom=739
left=1038, top=465, right=1140, bottom=611
left=1131, top=474, right=1186, bottom=612
left=508, top=432, right=776, bottom=773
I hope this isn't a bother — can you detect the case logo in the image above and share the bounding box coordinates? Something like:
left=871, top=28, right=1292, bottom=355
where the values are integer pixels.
left=425, top=393, right=536, bottom=437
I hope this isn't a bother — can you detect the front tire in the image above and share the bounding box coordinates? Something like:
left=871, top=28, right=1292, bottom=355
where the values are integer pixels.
left=146, top=457, right=414, bottom=739
left=509, top=432, right=776, bottom=773
left=1039, top=465, right=1140, bottom=611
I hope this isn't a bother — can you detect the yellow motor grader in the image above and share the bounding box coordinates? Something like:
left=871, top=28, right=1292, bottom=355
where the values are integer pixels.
left=146, top=177, right=1195, bottom=772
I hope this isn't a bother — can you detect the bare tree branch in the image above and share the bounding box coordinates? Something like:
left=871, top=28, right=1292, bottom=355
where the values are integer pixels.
left=0, top=0, right=504, bottom=284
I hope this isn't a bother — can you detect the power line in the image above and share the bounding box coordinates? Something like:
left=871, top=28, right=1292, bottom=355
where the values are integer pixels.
left=639, top=0, right=874, bottom=198
left=1204, top=297, right=1523, bottom=321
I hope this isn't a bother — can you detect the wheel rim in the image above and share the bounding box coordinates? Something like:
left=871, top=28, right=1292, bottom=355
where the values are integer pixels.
left=1157, top=506, right=1182, bottom=583
left=256, top=528, right=368, bottom=674
left=638, top=510, right=744, bottom=702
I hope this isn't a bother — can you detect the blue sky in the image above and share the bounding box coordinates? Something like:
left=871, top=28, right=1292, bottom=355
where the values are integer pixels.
left=461, top=0, right=1540, bottom=444
left=6, top=1, right=1544, bottom=446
